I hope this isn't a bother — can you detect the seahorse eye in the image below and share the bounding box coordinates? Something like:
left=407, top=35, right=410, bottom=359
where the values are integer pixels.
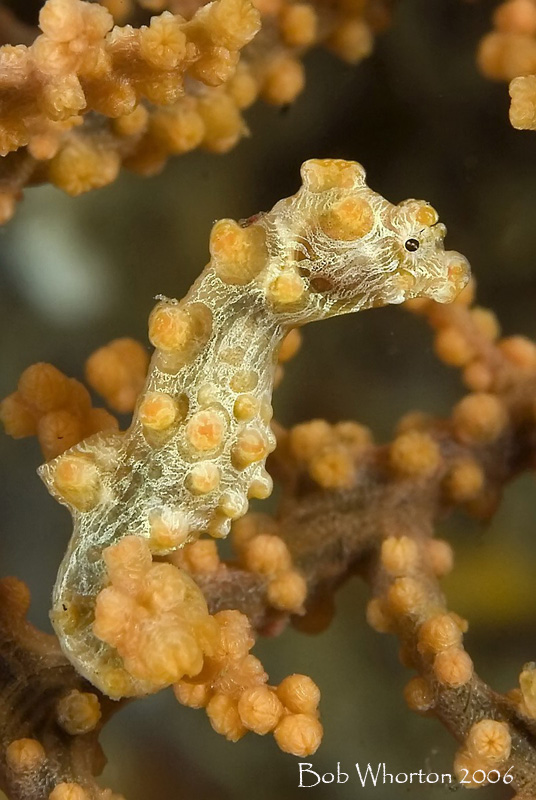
left=405, top=238, right=420, bottom=252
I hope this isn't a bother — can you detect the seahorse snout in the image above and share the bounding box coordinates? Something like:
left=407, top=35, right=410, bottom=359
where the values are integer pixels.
left=428, top=251, right=471, bottom=304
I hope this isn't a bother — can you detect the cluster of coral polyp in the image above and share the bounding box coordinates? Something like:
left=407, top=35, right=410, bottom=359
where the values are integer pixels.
left=0, top=0, right=393, bottom=223
left=93, top=534, right=320, bottom=751
left=478, top=0, right=536, bottom=129
left=0, top=0, right=261, bottom=219
left=6, top=272, right=536, bottom=797
left=0, top=339, right=148, bottom=460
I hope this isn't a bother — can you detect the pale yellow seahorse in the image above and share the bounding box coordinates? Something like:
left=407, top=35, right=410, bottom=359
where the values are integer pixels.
left=39, top=158, right=470, bottom=697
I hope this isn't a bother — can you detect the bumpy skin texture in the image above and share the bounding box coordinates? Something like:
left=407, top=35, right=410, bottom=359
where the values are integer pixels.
left=39, top=158, right=470, bottom=697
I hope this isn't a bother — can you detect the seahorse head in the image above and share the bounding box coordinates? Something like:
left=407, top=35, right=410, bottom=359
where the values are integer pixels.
left=254, top=159, right=470, bottom=324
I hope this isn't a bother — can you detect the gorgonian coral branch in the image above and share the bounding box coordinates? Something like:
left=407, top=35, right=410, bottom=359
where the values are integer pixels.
left=189, top=285, right=536, bottom=795
left=477, top=0, right=536, bottom=130
left=0, top=577, right=124, bottom=800
left=6, top=281, right=536, bottom=796
left=266, top=289, right=536, bottom=795
left=0, top=157, right=474, bottom=796
left=0, top=0, right=260, bottom=147
left=0, top=0, right=396, bottom=222
left=0, top=0, right=261, bottom=219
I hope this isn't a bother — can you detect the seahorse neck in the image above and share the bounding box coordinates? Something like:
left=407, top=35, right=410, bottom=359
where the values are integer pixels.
left=132, top=268, right=287, bottom=438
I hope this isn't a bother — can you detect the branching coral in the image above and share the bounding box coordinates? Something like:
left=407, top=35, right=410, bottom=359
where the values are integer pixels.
left=5, top=275, right=536, bottom=796
left=0, top=157, right=479, bottom=798
left=0, top=0, right=395, bottom=222
left=192, top=280, right=536, bottom=796
left=1, top=2, right=535, bottom=799
left=0, top=0, right=260, bottom=219
left=478, top=0, right=536, bottom=130
left=0, top=576, right=124, bottom=800
left=271, top=286, right=536, bottom=796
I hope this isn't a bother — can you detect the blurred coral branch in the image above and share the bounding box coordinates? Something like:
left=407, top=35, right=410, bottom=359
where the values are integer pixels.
left=0, top=577, right=124, bottom=800
left=4, top=278, right=536, bottom=797
left=478, top=0, right=536, bottom=130
left=0, top=0, right=393, bottom=223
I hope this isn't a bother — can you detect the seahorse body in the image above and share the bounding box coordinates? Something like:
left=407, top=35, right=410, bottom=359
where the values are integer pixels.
left=39, top=159, right=470, bottom=696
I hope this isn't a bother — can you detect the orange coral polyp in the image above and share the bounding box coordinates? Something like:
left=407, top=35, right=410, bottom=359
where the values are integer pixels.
left=93, top=537, right=218, bottom=695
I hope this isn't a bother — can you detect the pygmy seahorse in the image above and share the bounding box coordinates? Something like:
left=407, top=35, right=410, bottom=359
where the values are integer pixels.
left=39, top=158, right=470, bottom=697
